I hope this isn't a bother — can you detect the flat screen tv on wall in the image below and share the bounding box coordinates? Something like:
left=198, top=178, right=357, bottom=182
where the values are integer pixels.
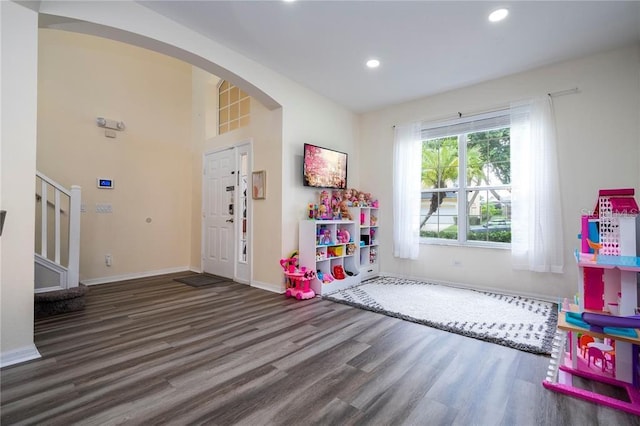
left=303, top=143, right=348, bottom=190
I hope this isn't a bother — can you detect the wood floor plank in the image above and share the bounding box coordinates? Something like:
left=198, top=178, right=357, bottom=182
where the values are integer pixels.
left=2, top=273, right=640, bottom=425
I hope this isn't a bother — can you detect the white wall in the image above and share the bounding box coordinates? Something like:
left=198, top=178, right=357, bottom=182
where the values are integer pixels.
left=281, top=92, right=360, bottom=265
left=360, top=45, right=640, bottom=301
left=0, top=1, right=41, bottom=366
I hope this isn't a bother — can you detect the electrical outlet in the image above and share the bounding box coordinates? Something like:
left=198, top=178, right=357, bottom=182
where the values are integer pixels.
left=105, top=254, right=112, bottom=267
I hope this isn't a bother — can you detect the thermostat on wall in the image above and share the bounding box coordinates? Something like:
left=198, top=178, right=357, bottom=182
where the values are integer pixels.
left=97, top=178, right=114, bottom=189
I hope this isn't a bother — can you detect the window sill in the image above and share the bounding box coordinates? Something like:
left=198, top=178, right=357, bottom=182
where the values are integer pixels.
left=420, top=238, right=511, bottom=250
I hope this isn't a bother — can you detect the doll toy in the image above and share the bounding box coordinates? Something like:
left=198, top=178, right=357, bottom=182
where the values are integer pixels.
left=332, top=205, right=341, bottom=220
left=363, top=192, right=372, bottom=207
left=318, top=227, right=332, bottom=245
left=316, top=204, right=328, bottom=220
left=319, top=190, right=331, bottom=218
left=342, top=188, right=352, bottom=206
left=350, top=189, right=359, bottom=205
left=357, top=192, right=366, bottom=207
left=339, top=200, right=352, bottom=220
left=331, top=190, right=342, bottom=210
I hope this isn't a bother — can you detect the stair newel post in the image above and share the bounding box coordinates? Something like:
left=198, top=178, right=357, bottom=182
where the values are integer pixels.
left=40, top=179, right=48, bottom=258
left=67, top=185, right=81, bottom=288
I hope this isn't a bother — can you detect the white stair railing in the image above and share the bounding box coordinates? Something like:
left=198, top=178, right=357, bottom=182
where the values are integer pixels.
left=35, top=172, right=81, bottom=290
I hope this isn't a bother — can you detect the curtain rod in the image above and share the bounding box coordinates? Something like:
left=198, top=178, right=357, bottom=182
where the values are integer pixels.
left=548, top=87, right=579, bottom=98
left=393, top=86, right=580, bottom=128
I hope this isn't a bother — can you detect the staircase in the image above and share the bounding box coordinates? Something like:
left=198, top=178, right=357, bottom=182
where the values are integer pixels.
left=35, top=172, right=81, bottom=293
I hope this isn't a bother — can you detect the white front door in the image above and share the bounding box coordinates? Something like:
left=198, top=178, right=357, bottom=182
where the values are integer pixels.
left=203, top=148, right=235, bottom=278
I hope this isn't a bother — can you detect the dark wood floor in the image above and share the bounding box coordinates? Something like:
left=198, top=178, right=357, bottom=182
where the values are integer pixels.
left=2, top=273, right=639, bottom=425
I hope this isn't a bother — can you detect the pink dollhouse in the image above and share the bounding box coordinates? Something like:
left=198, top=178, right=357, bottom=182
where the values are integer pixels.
left=544, top=188, right=640, bottom=415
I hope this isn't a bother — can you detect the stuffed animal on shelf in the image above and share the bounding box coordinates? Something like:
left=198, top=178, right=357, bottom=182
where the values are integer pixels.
left=370, top=247, right=378, bottom=263
left=346, top=243, right=356, bottom=255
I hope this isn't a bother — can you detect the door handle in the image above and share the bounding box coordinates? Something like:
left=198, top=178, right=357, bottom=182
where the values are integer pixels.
left=226, top=218, right=234, bottom=223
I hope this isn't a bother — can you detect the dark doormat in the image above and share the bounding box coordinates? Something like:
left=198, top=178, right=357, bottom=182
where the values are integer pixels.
left=174, top=274, right=229, bottom=287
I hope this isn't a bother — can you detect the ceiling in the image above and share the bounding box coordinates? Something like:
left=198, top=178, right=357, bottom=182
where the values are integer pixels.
left=139, top=1, right=640, bottom=113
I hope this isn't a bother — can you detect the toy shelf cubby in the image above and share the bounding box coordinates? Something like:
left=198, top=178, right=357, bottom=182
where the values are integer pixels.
left=349, top=206, right=380, bottom=280
left=299, top=207, right=380, bottom=296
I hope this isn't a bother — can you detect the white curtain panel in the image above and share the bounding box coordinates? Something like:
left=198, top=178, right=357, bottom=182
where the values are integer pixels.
left=392, top=122, right=422, bottom=259
left=510, top=97, right=564, bottom=273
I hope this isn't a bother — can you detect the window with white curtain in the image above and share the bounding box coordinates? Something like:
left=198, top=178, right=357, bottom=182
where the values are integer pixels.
left=420, top=110, right=511, bottom=246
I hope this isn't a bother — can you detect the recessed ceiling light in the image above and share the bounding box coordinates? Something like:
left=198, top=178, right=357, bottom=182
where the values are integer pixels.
left=366, top=59, right=380, bottom=69
left=488, top=8, right=509, bottom=22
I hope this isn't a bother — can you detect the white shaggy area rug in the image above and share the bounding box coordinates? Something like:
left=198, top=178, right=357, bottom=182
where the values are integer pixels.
left=324, top=276, right=557, bottom=355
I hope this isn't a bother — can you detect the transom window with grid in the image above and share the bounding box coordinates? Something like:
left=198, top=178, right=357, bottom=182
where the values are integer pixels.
left=218, top=80, right=250, bottom=135
left=420, top=111, right=511, bottom=246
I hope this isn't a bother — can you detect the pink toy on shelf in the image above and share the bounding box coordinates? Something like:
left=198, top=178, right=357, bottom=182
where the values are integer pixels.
left=337, top=228, right=350, bottom=244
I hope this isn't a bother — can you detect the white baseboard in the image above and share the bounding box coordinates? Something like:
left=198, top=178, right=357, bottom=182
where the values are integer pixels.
left=1, top=344, right=41, bottom=368
left=251, top=280, right=285, bottom=294
left=379, top=272, right=557, bottom=303
left=81, top=266, right=192, bottom=286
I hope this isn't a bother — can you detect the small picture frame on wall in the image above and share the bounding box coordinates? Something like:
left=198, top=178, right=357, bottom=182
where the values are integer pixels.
left=252, top=170, right=266, bottom=200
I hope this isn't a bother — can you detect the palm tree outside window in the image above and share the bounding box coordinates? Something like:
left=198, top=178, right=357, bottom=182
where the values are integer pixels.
left=421, top=111, right=511, bottom=246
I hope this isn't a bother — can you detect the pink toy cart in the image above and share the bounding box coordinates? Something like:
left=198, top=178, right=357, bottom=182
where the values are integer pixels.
left=284, top=269, right=316, bottom=300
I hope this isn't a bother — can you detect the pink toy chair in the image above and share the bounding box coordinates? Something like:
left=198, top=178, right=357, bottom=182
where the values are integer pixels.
left=579, top=335, right=594, bottom=357
left=605, top=340, right=616, bottom=371
left=587, top=346, right=607, bottom=372
left=605, top=350, right=616, bottom=371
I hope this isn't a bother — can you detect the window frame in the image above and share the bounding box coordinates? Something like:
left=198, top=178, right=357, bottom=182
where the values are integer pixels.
left=420, top=110, right=512, bottom=248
